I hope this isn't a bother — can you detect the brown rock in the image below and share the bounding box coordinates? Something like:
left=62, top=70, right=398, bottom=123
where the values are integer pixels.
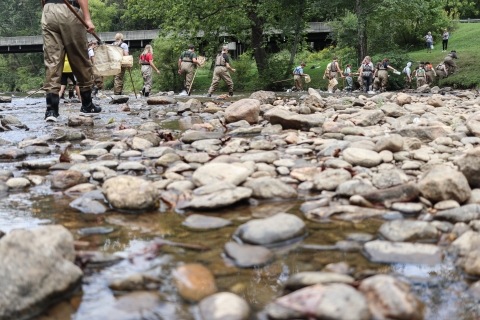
left=418, top=165, right=471, bottom=203
left=51, top=170, right=87, bottom=189
left=360, top=183, right=419, bottom=205
left=173, top=263, right=217, bottom=301
left=225, top=99, right=260, bottom=124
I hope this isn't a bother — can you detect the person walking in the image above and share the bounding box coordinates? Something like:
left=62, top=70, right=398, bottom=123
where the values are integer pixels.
left=344, top=64, right=353, bottom=91
left=58, top=54, right=81, bottom=101
left=442, top=29, right=449, bottom=52
left=113, top=33, right=129, bottom=95
left=139, top=44, right=160, bottom=97
left=41, top=0, right=101, bottom=122
left=424, top=32, right=433, bottom=53
left=292, top=62, right=308, bottom=91
left=207, top=45, right=236, bottom=97
left=444, top=50, right=458, bottom=75
left=424, top=62, right=437, bottom=86
left=323, top=56, right=343, bottom=92
left=88, top=40, right=103, bottom=95
left=178, top=44, right=202, bottom=94
left=376, top=58, right=398, bottom=92
left=359, top=56, right=374, bottom=94
left=402, top=62, right=412, bottom=89
left=413, top=62, right=427, bottom=87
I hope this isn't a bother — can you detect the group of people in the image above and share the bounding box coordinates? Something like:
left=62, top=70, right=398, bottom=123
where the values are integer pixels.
left=424, top=29, right=450, bottom=53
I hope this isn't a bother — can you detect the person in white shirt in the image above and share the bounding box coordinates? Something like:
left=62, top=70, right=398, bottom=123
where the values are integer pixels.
left=113, top=33, right=129, bottom=95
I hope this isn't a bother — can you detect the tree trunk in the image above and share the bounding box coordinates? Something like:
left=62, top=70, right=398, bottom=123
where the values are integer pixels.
left=355, top=0, right=367, bottom=65
left=247, top=1, right=267, bottom=75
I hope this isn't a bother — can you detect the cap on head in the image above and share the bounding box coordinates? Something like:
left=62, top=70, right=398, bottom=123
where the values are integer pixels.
left=222, top=45, right=229, bottom=51
left=188, top=44, right=195, bottom=50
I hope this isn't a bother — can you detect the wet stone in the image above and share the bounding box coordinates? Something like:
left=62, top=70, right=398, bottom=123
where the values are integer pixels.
left=364, top=240, right=443, bottom=265
left=102, top=175, right=158, bottom=211
left=285, top=272, right=354, bottom=290
left=77, top=227, right=113, bottom=235
left=6, top=177, right=30, bottom=189
left=199, top=292, right=250, bottom=320
left=51, top=170, right=88, bottom=189
left=224, top=242, right=273, bottom=268
left=69, top=197, right=107, bottom=214
left=173, top=263, right=217, bottom=302
left=183, top=187, right=252, bottom=210
left=243, top=177, right=297, bottom=199
left=182, top=214, right=232, bottom=230
left=0, top=148, right=26, bottom=159
left=379, top=220, right=438, bottom=242
left=390, top=202, right=423, bottom=215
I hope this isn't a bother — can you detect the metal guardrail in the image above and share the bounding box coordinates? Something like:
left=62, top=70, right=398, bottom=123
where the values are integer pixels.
left=458, top=19, right=480, bottom=22
left=0, top=22, right=332, bottom=47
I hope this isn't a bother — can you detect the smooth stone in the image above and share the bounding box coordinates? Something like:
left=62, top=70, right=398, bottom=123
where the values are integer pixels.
left=390, top=202, right=423, bottom=214
left=199, top=292, right=250, bottom=320
left=182, top=131, right=225, bottom=144
left=192, top=163, right=250, bottom=187
left=102, top=176, right=157, bottom=211
left=285, top=272, right=354, bottom=290
left=6, top=177, right=30, bottom=189
left=418, top=165, right=471, bottom=204
left=143, top=147, right=175, bottom=158
left=182, top=214, right=232, bottom=230
left=224, top=242, right=273, bottom=268
left=51, top=170, right=88, bottom=189
left=69, top=197, right=107, bottom=214
left=434, top=204, right=480, bottom=223
left=22, top=158, right=59, bottom=169
left=117, top=161, right=146, bottom=171
left=364, top=240, right=443, bottom=265
left=243, top=177, right=297, bottom=199
left=173, top=264, right=217, bottom=302
left=240, top=152, right=279, bottom=163
left=342, top=148, right=382, bottom=168
left=434, top=200, right=460, bottom=210
left=313, top=168, right=351, bottom=191
left=183, top=187, right=252, bottom=210
left=77, top=227, right=113, bottom=235
left=379, top=220, right=438, bottom=242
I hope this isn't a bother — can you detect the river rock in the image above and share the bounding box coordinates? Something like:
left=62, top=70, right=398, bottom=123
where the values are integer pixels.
left=69, top=197, right=107, bottom=214
left=51, top=170, right=88, bottom=189
left=372, top=170, right=408, bottom=189
left=285, top=272, right=354, bottom=290
left=359, top=275, right=425, bottom=320
left=396, top=93, right=412, bottom=106
left=143, top=146, right=175, bottom=158
left=378, top=220, right=438, bottom=242
left=243, top=177, right=297, bottom=199
left=342, top=148, right=382, bottom=167
left=102, top=175, right=158, bottom=211
left=182, top=214, right=232, bottom=230
left=224, top=242, right=273, bottom=267
left=349, top=110, right=384, bottom=126
left=313, top=168, right=351, bottom=191
left=376, top=134, right=404, bottom=152
left=250, top=90, right=275, bottom=104
left=234, top=213, right=306, bottom=246
left=180, top=98, right=202, bottom=113
left=23, top=158, right=58, bottom=169
left=361, top=183, right=419, bottom=204
left=455, top=147, right=480, bottom=188
left=364, top=240, right=443, bottom=265
left=418, top=165, right=471, bottom=203
left=397, top=126, right=448, bottom=142
left=199, top=292, right=250, bottom=320
left=0, top=148, right=26, bottom=159
left=182, top=131, right=225, bottom=143
left=225, top=99, right=260, bottom=124
left=6, top=177, right=30, bottom=189
left=183, top=187, right=252, bottom=209
left=0, top=96, right=12, bottom=103
left=67, top=115, right=93, bottom=127
left=466, top=112, right=480, bottom=137
left=110, top=95, right=129, bottom=104
left=434, top=204, right=480, bottom=223
left=192, top=163, right=250, bottom=186
left=128, top=137, right=153, bottom=151
left=264, top=107, right=325, bottom=131
left=337, top=180, right=376, bottom=197
left=0, top=226, right=82, bottom=320
left=272, top=283, right=370, bottom=320
left=173, top=263, right=217, bottom=302
left=147, top=96, right=176, bottom=105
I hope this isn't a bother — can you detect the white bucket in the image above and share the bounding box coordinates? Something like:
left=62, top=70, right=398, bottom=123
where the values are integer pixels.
left=92, top=45, right=124, bottom=76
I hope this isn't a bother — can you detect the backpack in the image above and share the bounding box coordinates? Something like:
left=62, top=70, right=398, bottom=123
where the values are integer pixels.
left=417, top=68, right=426, bottom=77
left=424, top=64, right=432, bottom=72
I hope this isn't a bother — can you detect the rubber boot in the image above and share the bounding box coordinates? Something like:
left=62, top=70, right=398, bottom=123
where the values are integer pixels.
left=79, top=90, right=102, bottom=114
left=92, top=86, right=99, bottom=96
left=141, top=87, right=145, bottom=96
left=45, top=93, right=60, bottom=121
left=229, top=91, right=233, bottom=97
left=144, top=92, right=150, bottom=97
left=68, top=89, right=74, bottom=99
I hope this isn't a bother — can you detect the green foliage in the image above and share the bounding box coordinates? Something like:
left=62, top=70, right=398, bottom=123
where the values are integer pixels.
left=151, top=37, right=186, bottom=92
left=231, top=51, right=258, bottom=91
left=89, top=0, right=118, bottom=32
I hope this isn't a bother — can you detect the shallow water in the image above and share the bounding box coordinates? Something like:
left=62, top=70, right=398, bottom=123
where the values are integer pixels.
left=0, top=93, right=477, bottom=319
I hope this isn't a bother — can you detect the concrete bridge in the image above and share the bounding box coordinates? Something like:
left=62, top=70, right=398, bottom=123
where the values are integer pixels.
left=0, top=22, right=332, bottom=54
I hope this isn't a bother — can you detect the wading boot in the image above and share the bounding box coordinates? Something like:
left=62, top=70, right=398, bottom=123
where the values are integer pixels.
left=45, top=93, right=60, bottom=122
left=229, top=91, right=233, bottom=97
left=80, top=90, right=102, bottom=114
left=68, top=90, right=74, bottom=99
left=144, top=92, right=150, bottom=97
left=92, top=86, right=99, bottom=96
left=141, top=87, right=145, bottom=96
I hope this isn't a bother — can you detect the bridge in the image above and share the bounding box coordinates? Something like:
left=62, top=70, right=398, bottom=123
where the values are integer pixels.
left=0, top=22, right=332, bottom=54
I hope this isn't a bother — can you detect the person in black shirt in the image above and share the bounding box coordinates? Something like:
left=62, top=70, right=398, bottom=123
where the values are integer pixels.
left=207, top=45, right=236, bottom=97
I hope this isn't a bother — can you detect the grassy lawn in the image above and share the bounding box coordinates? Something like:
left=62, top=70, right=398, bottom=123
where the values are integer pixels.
left=409, top=23, right=480, bottom=89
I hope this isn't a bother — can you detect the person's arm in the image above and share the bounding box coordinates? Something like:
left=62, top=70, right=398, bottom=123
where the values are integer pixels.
left=178, top=58, right=182, bottom=74
left=149, top=56, right=160, bottom=74
left=387, top=65, right=396, bottom=72
left=192, top=58, right=202, bottom=67
left=225, top=62, right=235, bottom=73
left=91, top=56, right=95, bottom=63
left=337, top=62, right=344, bottom=77
left=78, top=0, right=95, bottom=33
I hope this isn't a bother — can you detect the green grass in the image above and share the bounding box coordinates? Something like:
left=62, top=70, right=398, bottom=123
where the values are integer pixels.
left=409, top=23, right=480, bottom=89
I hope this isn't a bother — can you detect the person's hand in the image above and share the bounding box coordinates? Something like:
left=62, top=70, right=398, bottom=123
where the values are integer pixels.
left=178, top=69, right=182, bottom=75
left=156, top=70, right=160, bottom=74
left=232, top=68, right=236, bottom=73
left=322, top=75, right=325, bottom=79
left=85, top=19, right=95, bottom=34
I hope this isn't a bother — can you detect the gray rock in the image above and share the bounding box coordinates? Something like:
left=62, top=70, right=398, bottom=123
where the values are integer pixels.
left=224, top=242, right=273, bottom=268
left=23, top=146, right=51, bottom=154
left=193, top=163, right=250, bottom=187
left=336, top=180, right=376, bottom=197
left=372, top=170, right=408, bottom=189
left=313, top=168, right=351, bottom=191
left=349, top=110, right=385, bottom=126
left=183, top=187, right=252, bottom=209
left=182, top=214, right=232, bottom=230
left=264, top=107, right=325, bottom=131
left=455, top=147, right=480, bottom=188
left=179, top=98, right=202, bottom=113
left=285, top=272, right=354, bottom=290
left=466, top=112, right=480, bottom=137
left=128, top=137, right=153, bottom=151
left=434, top=200, right=460, bottom=210
left=225, top=99, right=260, bottom=124
left=110, top=95, right=129, bottom=104
left=0, top=148, right=26, bottom=159
left=6, top=177, right=30, bottom=189
left=103, top=176, right=157, bottom=211
left=117, top=161, right=146, bottom=171
left=199, top=292, right=250, bottom=320
left=418, top=165, right=471, bottom=203
left=69, top=197, right=107, bottom=214
left=0, top=226, right=82, bottom=320
left=240, top=152, right=279, bottom=163
left=317, top=141, right=350, bottom=157
left=0, top=95, right=12, bottom=103
left=375, top=134, right=404, bottom=152
left=166, top=180, right=195, bottom=192
left=434, top=204, right=480, bottom=223
left=51, top=170, right=88, bottom=189
left=80, top=149, right=108, bottom=157
left=380, top=103, right=408, bottom=117
left=359, top=275, right=425, bottom=320
left=234, top=213, right=306, bottom=246
left=244, top=177, right=297, bottom=199
left=146, top=96, right=176, bottom=105
left=342, top=148, right=382, bottom=168
left=249, top=90, right=276, bottom=104
left=182, top=131, right=225, bottom=143
left=379, top=220, right=438, bottom=242
left=397, top=126, right=448, bottom=142
left=364, top=240, right=443, bottom=265
left=390, top=202, right=423, bottom=214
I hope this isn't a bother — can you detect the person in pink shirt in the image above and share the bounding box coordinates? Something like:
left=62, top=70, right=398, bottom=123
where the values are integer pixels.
left=139, top=44, right=160, bottom=97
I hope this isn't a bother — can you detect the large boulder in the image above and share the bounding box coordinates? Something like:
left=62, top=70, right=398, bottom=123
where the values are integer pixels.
left=234, top=213, right=306, bottom=246
left=249, top=90, right=275, bottom=104
left=102, top=175, right=158, bottom=211
left=0, top=226, right=82, bottom=319
left=225, top=99, right=261, bottom=124
left=418, top=165, right=471, bottom=203
left=359, top=275, right=425, bottom=320
left=396, top=93, right=412, bottom=106
left=455, top=147, right=480, bottom=188
left=466, top=112, right=480, bottom=137
left=192, top=163, right=250, bottom=187
left=264, top=107, right=325, bottom=131
left=376, top=134, right=404, bottom=152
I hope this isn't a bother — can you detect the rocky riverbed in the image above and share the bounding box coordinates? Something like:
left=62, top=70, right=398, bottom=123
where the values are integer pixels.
left=1, top=87, right=480, bottom=319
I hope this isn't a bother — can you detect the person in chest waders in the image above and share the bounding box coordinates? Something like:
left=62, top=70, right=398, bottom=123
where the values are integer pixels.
left=113, top=33, right=129, bottom=95
left=41, top=0, right=101, bottom=122
left=88, top=40, right=103, bottom=95
left=178, top=44, right=202, bottom=94
left=207, top=46, right=236, bottom=97
left=424, top=62, right=437, bottom=86
left=139, top=45, right=160, bottom=97
left=292, top=62, right=308, bottom=91
left=376, top=58, right=398, bottom=92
